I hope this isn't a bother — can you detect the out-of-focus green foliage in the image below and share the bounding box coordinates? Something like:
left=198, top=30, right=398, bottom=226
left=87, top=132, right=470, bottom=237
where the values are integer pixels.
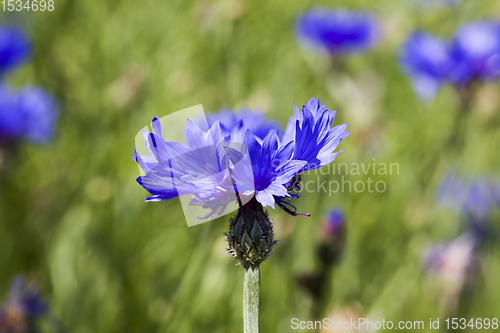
left=1, top=0, right=500, bottom=332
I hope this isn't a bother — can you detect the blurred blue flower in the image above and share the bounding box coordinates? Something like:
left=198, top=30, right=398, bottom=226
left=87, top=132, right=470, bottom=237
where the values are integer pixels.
left=206, top=108, right=282, bottom=142
left=134, top=98, right=348, bottom=216
left=0, top=85, right=58, bottom=143
left=436, top=172, right=498, bottom=237
left=0, top=84, right=23, bottom=140
left=0, top=277, right=46, bottom=332
left=295, top=9, right=379, bottom=55
left=449, top=21, right=500, bottom=85
left=8, top=278, right=46, bottom=317
left=15, top=86, right=59, bottom=143
left=0, top=26, right=30, bottom=76
left=400, top=32, right=451, bottom=99
left=323, top=208, right=343, bottom=239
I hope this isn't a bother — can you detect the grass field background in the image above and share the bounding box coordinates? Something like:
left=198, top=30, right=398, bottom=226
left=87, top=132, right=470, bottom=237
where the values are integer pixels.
left=1, top=0, right=500, bottom=332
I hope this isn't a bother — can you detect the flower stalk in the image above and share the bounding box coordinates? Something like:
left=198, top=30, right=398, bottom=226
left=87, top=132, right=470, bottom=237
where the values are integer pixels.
left=243, top=266, right=260, bottom=333
left=226, top=196, right=278, bottom=332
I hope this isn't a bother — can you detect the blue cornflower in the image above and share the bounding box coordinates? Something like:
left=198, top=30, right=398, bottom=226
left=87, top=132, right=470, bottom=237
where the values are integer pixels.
left=134, top=117, right=239, bottom=217
left=282, top=97, right=349, bottom=172
left=295, top=9, right=379, bottom=55
left=449, top=21, right=500, bottom=85
left=0, top=85, right=58, bottom=143
left=206, top=108, right=282, bottom=142
left=0, top=26, right=30, bottom=76
left=134, top=98, right=348, bottom=217
left=400, top=32, right=451, bottom=99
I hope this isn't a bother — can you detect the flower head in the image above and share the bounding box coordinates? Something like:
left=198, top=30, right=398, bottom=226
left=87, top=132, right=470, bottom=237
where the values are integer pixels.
left=225, top=196, right=277, bottom=268
left=400, top=32, right=451, bottom=99
left=0, top=26, right=30, bottom=76
left=449, top=21, right=500, bottom=85
left=133, top=98, right=348, bottom=218
left=295, top=9, right=379, bottom=55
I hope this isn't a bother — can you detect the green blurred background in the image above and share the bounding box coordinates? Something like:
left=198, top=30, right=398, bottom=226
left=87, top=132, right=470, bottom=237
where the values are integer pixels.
left=1, top=0, right=500, bottom=332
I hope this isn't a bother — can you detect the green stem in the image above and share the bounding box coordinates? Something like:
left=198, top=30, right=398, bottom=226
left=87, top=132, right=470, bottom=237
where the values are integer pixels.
left=243, top=266, right=260, bottom=333
left=448, top=83, right=475, bottom=151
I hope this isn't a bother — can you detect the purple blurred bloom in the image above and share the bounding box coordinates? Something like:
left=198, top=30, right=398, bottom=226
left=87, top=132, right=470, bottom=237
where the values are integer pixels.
left=8, top=278, right=46, bottom=317
left=400, top=32, right=451, bottom=99
left=449, top=21, right=500, bottom=85
left=295, top=9, right=379, bottom=55
left=323, top=208, right=343, bottom=239
left=0, top=26, right=30, bottom=76
left=0, top=277, right=46, bottom=332
left=0, top=85, right=58, bottom=143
